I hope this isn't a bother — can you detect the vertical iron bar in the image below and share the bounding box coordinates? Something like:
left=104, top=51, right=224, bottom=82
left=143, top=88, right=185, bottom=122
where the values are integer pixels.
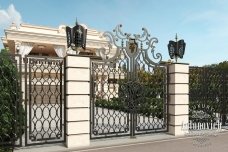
left=28, top=58, right=32, bottom=142
left=60, top=59, right=63, bottom=138
left=224, top=70, right=227, bottom=125
left=12, top=55, right=17, bottom=149
left=226, top=71, right=228, bottom=125
left=222, top=70, right=226, bottom=126
left=166, top=65, right=169, bottom=132
left=90, top=61, right=93, bottom=139
left=64, top=57, right=66, bottom=142
left=130, top=112, right=133, bottom=137
left=130, top=56, right=136, bottom=138
left=18, top=55, right=22, bottom=147
left=133, top=113, right=136, bottom=137
left=24, top=56, right=28, bottom=146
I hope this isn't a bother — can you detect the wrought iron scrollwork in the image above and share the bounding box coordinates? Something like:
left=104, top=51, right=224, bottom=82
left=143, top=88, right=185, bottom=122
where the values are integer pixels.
left=97, top=24, right=162, bottom=66
left=119, top=81, right=145, bottom=112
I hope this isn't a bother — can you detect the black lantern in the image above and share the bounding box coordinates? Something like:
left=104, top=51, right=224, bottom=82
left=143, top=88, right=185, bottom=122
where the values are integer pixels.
left=66, top=20, right=87, bottom=52
left=168, top=34, right=186, bottom=62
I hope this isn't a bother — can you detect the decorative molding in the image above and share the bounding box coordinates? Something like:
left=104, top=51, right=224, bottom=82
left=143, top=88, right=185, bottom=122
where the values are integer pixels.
left=5, top=30, right=109, bottom=47
left=6, top=31, right=66, bottom=45
left=20, top=23, right=59, bottom=31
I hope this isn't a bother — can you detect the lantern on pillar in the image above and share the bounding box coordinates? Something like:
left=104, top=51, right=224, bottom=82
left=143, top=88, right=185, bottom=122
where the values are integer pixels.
left=66, top=20, right=87, bottom=53
left=168, top=34, right=186, bottom=63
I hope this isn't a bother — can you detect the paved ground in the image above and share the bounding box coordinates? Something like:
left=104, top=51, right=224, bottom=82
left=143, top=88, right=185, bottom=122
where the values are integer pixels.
left=75, top=132, right=228, bottom=152
left=15, top=131, right=228, bottom=152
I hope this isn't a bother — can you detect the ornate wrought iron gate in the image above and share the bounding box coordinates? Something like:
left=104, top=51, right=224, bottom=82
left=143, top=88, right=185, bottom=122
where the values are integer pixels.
left=189, top=67, right=228, bottom=126
left=25, top=56, right=65, bottom=145
left=90, top=25, right=167, bottom=139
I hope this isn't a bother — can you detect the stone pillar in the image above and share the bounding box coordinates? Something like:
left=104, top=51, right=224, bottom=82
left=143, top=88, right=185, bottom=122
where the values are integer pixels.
left=168, top=63, right=189, bottom=136
left=15, top=41, right=21, bottom=54
left=65, top=55, right=90, bottom=148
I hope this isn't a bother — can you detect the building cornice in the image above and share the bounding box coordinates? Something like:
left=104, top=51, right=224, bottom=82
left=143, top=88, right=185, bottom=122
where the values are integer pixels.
left=4, top=29, right=109, bottom=48
left=2, top=23, right=110, bottom=50
left=18, top=23, right=104, bottom=37
left=20, top=23, right=59, bottom=31
left=5, top=30, right=66, bottom=45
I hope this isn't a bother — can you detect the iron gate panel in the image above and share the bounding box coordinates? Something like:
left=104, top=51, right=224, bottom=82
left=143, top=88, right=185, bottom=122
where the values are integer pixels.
left=91, top=50, right=130, bottom=138
left=0, top=53, right=23, bottom=150
left=90, top=24, right=167, bottom=139
left=91, top=57, right=167, bottom=139
left=134, top=54, right=167, bottom=135
left=189, top=67, right=228, bottom=126
left=25, top=56, right=64, bottom=145
left=91, top=56, right=130, bottom=138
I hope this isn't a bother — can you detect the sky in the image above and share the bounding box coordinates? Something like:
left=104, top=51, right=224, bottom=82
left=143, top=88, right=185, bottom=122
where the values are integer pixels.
left=0, top=0, right=227, bottom=66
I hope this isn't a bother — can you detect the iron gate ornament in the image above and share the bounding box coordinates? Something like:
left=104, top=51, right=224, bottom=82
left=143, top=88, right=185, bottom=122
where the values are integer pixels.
left=97, top=24, right=163, bottom=69
left=119, top=81, right=145, bottom=112
left=91, top=24, right=167, bottom=138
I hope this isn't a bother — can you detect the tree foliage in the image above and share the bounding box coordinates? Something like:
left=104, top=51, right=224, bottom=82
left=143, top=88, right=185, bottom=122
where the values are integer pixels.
left=204, top=60, right=228, bottom=71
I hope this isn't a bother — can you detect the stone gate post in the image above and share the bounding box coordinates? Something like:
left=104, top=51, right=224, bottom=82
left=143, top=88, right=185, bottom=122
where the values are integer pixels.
left=65, top=55, right=90, bottom=148
left=167, top=63, right=189, bottom=136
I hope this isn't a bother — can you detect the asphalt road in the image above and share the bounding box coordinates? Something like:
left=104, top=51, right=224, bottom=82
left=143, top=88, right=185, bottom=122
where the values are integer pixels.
left=76, top=132, right=228, bottom=152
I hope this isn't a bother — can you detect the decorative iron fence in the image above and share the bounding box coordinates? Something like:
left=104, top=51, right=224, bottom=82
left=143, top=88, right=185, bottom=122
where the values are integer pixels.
left=0, top=53, right=65, bottom=149
left=189, top=66, right=228, bottom=126
left=24, top=55, right=65, bottom=146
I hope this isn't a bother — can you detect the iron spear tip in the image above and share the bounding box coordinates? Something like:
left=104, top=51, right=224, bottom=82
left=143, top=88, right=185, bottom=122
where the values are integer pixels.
left=75, top=18, right=78, bottom=25
left=175, top=33, right=178, bottom=42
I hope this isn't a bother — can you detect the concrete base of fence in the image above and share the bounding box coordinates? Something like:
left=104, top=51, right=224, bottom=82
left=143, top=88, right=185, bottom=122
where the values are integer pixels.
left=168, top=63, right=189, bottom=136
left=65, top=55, right=90, bottom=148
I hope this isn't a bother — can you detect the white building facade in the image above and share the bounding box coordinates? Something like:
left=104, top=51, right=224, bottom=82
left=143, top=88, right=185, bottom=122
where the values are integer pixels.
left=1, top=23, right=109, bottom=57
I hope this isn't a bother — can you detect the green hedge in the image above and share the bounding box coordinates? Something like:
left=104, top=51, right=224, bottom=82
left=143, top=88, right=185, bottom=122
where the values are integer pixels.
left=95, top=97, right=164, bottom=119
left=0, top=50, right=25, bottom=151
left=95, top=97, right=125, bottom=112
left=96, top=76, right=166, bottom=119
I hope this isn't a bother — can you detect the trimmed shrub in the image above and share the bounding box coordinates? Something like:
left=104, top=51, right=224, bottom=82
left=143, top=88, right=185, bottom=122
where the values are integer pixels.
left=95, top=97, right=164, bottom=118
left=0, top=50, right=25, bottom=151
